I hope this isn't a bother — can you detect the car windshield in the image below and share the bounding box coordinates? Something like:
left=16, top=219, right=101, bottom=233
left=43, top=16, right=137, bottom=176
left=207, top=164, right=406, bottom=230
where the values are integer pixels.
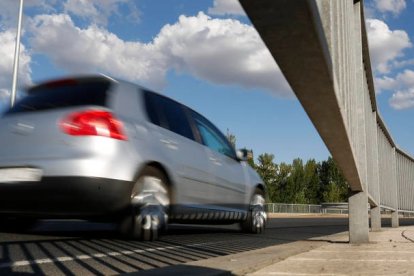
left=5, top=78, right=111, bottom=115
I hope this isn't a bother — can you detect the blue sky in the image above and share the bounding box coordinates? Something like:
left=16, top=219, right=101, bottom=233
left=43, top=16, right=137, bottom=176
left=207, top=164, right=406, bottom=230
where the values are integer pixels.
left=0, top=0, right=413, bottom=164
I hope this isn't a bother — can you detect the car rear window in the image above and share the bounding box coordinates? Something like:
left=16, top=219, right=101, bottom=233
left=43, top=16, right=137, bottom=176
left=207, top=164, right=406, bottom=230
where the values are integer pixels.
left=144, top=91, right=195, bottom=141
left=5, top=78, right=111, bottom=115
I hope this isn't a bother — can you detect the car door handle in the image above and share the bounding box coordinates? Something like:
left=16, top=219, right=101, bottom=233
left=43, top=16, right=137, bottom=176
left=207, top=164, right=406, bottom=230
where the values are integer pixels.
left=160, top=139, right=171, bottom=144
left=160, top=139, right=178, bottom=144
left=209, top=157, right=222, bottom=166
left=160, top=139, right=178, bottom=149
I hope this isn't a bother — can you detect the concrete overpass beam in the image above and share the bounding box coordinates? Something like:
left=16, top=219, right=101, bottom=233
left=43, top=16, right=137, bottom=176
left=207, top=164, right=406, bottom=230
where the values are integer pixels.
left=238, top=0, right=363, bottom=193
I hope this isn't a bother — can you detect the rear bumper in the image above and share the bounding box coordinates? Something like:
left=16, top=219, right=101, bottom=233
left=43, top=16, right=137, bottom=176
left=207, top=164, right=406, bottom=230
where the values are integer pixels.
left=0, top=177, right=134, bottom=219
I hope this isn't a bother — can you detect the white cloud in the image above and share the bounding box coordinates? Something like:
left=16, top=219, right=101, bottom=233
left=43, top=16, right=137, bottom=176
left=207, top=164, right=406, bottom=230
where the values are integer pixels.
left=155, top=12, right=289, bottom=95
left=1, top=0, right=138, bottom=31
left=375, top=69, right=414, bottom=93
left=0, top=89, right=10, bottom=100
left=389, top=88, right=414, bottom=110
left=374, top=0, right=406, bottom=16
left=64, top=0, right=139, bottom=26
left=29, top=13, right=167, bottom=89
left=30, top=12, right=291, bottom=96
left=208, top=0, right=245, bottom=16
left=398, top=70, right=414, bottom=87
left=365, top=15, right=414, bottom=110
left=393, top=58, right=414, bottom=69
left=366, top=19, right=411, bottom=74
left=0, top=29, right=32, bottom=97
left=0, top=0, right=19, bottom=30
left=0, top=0, right=56, bottom=30
left=378, top=70, right=414, bottom=110
left=375, top=75, right=397, bottom=92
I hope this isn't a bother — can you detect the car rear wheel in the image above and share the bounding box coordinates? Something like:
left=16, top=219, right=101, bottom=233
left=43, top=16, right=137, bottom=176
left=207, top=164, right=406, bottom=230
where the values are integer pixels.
left=118, top=166, right=170, bottom=241
left=241, top=189, right=267, bottom=234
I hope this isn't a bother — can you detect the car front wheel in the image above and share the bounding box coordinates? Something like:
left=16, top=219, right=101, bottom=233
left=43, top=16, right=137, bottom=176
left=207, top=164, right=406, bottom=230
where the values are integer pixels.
left=241, top=189, right=267, bottom=234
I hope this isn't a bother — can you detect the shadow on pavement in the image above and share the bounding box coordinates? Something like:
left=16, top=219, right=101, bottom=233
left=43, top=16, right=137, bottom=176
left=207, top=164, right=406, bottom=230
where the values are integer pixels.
left=4, top=217, right=412, bottom=275
left=126, top=264, right=233, bottom=276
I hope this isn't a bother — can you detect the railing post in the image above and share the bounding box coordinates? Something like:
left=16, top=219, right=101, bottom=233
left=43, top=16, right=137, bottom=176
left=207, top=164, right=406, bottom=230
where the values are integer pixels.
left=370, top=206, right=381, bottom=232
left=349, top=191, right=369, bottom=243
left=392, top=148, right=399, bottom=228
left=391, top=211, right=399, bottom=228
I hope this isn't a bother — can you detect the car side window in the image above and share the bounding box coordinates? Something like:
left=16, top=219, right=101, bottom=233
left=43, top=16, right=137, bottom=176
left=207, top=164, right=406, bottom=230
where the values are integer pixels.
left=191, top=111, right=236, bottom=159
left=144, top=91, right=162, bottom=126
left=144, top=91, right=194, bottom=141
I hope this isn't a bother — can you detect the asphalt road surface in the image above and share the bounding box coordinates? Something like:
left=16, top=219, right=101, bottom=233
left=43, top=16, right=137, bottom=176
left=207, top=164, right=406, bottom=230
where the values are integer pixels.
left=0, top=216, right=412, bottom=275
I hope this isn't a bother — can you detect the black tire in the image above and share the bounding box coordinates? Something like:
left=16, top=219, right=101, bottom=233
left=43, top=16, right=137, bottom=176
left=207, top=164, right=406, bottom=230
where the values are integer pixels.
left=0, top=218, right=38, bottom=232
left=241, top=189, right=267, bottom=234
left=118, top=166, right=170, bottom=241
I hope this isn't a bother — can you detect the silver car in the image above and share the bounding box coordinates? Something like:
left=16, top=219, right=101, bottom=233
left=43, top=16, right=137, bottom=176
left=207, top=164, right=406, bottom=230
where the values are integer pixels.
left=0, top=75, right=266, bottom=240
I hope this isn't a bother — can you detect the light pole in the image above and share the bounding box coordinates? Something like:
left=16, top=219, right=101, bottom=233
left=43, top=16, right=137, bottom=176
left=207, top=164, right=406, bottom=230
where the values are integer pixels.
left=11, top=0, right=24, bottom=108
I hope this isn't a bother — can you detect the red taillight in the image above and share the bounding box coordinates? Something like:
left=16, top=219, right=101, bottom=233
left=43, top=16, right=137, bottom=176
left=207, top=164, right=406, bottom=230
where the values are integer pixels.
left=60, top=110, right=127, bottom=140
left=45, top=78, right=78, bottom=88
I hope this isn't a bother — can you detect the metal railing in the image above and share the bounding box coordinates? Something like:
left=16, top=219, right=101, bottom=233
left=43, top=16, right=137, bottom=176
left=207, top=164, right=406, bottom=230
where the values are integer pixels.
left=318, top=0, right=410, bottom=212
left=265, top=203, right=322, bottom=214
left=265, top=203, right=348, bottom=215
left=240, top=0, right=414, bottom=242
left=314, top=0, right=414, bottom=214
left=265, top=203, right=414, bottom=216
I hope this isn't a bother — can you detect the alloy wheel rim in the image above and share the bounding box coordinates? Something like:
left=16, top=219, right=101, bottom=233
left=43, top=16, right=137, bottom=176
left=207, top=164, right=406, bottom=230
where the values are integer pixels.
left=131, top=176, right=170, bottom=207
left=251, top=194, right=267, bottom=230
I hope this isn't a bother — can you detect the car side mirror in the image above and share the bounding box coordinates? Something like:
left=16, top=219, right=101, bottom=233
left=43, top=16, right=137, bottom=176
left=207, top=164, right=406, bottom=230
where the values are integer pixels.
left=236, top=149, right=249, bottom=162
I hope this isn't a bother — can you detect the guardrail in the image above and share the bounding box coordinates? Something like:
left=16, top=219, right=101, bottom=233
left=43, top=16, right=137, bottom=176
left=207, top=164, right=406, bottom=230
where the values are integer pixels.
left=265, top=203, right=414, bottom=217
left=266, top=203, right=348, bottom=214
left=265, top=203, right=322, bottom=214
left=265, top=203, right=348, bottom=214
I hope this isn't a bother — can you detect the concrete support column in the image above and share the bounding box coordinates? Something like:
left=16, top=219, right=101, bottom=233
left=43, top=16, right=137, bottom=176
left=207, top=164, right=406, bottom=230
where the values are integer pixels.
left=349, top=192, right=369, bottom=243
left=391, top=211, right=399, bottom=228
left=370, top=206, right=381, bottom=232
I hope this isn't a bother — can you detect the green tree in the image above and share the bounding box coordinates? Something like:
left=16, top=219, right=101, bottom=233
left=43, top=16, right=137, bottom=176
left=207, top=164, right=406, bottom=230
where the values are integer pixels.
left=303, top=159, right=320, bottom=204
left=318, top=157, right=349, bottom=203
left=287, top=158, right=306, bottom=203
left=323, top=182, right=344, bottom=202
left=249, top=151, right=349, bottom=204
left=226, top=129, right=236, bottom=149
left=256, top=153, right=278, bottom=202
left=242, top=148, right=256, bottom=169
left=274, top=162, right=291, bottom=203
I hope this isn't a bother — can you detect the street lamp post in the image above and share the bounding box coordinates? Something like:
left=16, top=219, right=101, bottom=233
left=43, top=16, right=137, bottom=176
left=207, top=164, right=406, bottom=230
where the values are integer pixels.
left=11, top=0, right=24, bottom=108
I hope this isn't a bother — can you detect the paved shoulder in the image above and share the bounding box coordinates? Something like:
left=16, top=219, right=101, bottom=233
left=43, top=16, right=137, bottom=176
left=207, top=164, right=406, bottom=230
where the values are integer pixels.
left=249, top=226, right=414, bottom=276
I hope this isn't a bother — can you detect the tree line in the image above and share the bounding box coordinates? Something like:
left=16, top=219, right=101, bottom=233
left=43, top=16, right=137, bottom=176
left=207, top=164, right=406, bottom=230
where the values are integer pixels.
left=226, top=130, right=349, bottom=204
left=250, top=153, right=349, bottom=204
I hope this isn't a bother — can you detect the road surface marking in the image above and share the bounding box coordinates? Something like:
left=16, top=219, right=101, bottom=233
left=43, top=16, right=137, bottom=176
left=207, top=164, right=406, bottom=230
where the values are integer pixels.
left=0, top=240, right=222, bottom=269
